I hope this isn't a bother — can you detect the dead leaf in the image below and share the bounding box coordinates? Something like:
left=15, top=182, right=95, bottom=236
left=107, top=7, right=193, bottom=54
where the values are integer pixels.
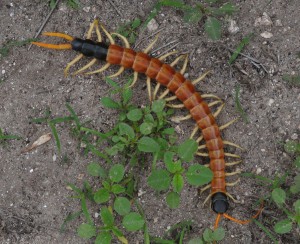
left=21, top=133, right=52, bottom=153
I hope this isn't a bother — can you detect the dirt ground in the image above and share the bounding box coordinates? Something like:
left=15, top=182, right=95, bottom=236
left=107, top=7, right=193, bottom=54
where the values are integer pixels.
left=0, top=0, right=299, bottom=243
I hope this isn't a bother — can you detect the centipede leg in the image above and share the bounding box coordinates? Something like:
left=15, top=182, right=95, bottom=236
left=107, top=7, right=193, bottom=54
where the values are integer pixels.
left=144, top=34, right=159, bottom=54
left=202, top=193, right=213, bottom=206
left=219, top=118, right=238, bottom=131
left=224, top=152, right=240, bottom=158
left=200, top=184, right=211, bottom=194
left=190, top=125, right=199, bottom=139
left=214, top=214, right=222, bottom=230
left=171, top=114, right=192, bottom=123
left=225, top=192, right=240, bottom=203
left=225, top=171, right=241, bottom=176
left=226, top=178, right=240, bottom=187
left=128, top=71, right=139, bottom=88
left=223, top=140, right=243, bottom=150
left=225, top=160, right=242, bottom=166
left=146, top=77, right=152, bottom=101
left=64, top=54, right=84, bottom=77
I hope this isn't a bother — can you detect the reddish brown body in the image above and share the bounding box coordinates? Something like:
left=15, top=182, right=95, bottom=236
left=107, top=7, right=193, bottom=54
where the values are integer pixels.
left=107, top=44, right=226, bottom=195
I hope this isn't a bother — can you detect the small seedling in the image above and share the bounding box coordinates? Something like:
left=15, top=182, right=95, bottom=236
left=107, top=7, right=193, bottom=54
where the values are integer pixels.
left=144, top=0, right=236, bottom=40
left=228, top=33, right=253, bottom=64
left=49, top=0, right=80, bottom=9
left=117, top=18, right=141, bottom=44
left=234, top=85, right=249, bottom=123
left=0, top=39, right=36, bottom=59
left=0, top=128, right=22, bottom=145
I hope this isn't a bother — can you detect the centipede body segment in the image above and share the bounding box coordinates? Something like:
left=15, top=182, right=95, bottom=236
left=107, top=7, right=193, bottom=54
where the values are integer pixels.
left=32, top=19, right=263, bottom=229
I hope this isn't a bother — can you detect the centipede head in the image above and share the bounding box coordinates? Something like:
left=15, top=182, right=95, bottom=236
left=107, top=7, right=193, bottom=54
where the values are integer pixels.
left=31, top=32, right=74, bottom=50
left=211, top=192, right=229, bottom=214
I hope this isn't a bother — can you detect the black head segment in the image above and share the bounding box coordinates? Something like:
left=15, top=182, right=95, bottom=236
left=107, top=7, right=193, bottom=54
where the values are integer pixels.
left=211, top=192, right=229, bottom=214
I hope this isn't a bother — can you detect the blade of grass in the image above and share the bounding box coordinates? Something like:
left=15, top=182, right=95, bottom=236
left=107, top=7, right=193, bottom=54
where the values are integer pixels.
left=235, top=85, right=249, bottom=123
left=228, top=33, right=253, bottom=64
left=81, top=196, right=93, bottom=225
left=60, top=210, right=82, bottom=232
left=49, top=122, right=61, bottom=153
left=253, top=219, right=278, bottom=243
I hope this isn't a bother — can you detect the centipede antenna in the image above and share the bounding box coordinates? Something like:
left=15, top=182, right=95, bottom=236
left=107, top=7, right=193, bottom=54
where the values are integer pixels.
left=153, top=83, right=161, bottom=100
left=158, top=88, right=170, bottom=99
left=192, top=70, right=211, bottom=85
left=143, top=34, right=159, bottom=54
left=109, top=66, right=125, bottom=78
left=214, top=214, right=222, bottom=230
left=111, top=32, right=130, bottom=48
left=85, top=63, right=110, bottom=75
left=100, top=24, right=115, bottom=44
left=170, top=114, right=192, bottom=123
left=213, top=103, right=225, bottom=118
left=64, top=54, right=84, bottom=77
left=225, top=160, right=242, bottom=166
left=146, top=77, right=152, bottom=101
left=190, top=125, right=199, bottom=139
left=180, top=54, right=188, bottom=74
left=219, top=118, right=239, bottom=131
left=225, top=171, right=241, bottom=176
left=158, top=50, right=178, bottom=61
left=166, top=103, right=185, bottom=108
left=128, top=71, right=138, bottom=88
left=223, top=141, right=244, bottom=150
left=72, top=59, right=97, bottom=76
left=224, top=153, right=240, bottom=158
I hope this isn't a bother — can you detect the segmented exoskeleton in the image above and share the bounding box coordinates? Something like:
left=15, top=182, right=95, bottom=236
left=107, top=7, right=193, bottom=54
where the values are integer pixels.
left=32, top=19, right=262, bottom=229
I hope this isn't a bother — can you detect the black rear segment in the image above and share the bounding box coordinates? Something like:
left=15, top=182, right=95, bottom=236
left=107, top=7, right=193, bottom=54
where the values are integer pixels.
left=211, top=192, right=229, bottom=214
left=71, top=38, right=108, bottom=60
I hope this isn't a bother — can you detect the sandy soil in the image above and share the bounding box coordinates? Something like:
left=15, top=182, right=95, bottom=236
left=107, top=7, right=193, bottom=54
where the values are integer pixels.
left=0, top=0, right=299, bottom=243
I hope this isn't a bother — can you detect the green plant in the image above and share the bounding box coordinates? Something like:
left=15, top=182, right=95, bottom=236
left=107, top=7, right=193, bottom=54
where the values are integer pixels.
left=49, top=0, right=80, bottom=9
left=282, top=74, right=300, bottom=87
left=116, top=18, right=141, bottom=44
left=228, top=33, right=253, bottom=64
left=188, top=227, right=225, bottom=243
left=0, top=39, right=36, bottom=59
left=234, top=85, right=249, bottom=123
left=0, top=128, right=22, bottom=145
left=246, top=141, right=300, bottom=242
left=144, top=0, right=236, bottom=40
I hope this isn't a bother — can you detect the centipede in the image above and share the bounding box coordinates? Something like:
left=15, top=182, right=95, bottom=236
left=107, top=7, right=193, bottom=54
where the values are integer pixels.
left=32, top=19, right=262, bottom=230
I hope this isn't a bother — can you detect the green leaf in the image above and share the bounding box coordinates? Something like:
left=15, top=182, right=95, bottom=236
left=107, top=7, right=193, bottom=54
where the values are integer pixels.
left=188, top=238, right=204, bottom=244
left=152, top=99, right=166, bottom=113
left=119, top=122, right=135, bottom=139
left=105, top=76, right=120, bottom=88
left=109, top=164, right=125, bottom=183
left=203, top=228, right=214, bottom=242
left=294, top=200, right=300, bottom=215
left=101, top=207, right=114, bottom=226
left=122, top=88, right=133, bottom=104
left=290, top=174, right=300, bottom=194
left=122, top=212, right=145, bottom=231
left=94, top=188, right=110, bottom=204
left=127, top=109, right=143, bottom=121
left=87, top=162, right=106, bottom=178
left=147, top=169, right=171, bottom=191
left=172, top=174, right=184, bottom=193
left=95, top=232, right=112, bottom=244
left=101, top=97, right=120, bottom=109
left=162, top=128, right=175, bottom=135
left=183, top=7, right=203, bottom=23
left=217, top=3, right=236, bottom=15
left=178, top=139, right=198, bottom=162
left=271, top=188, right=286, bottom=205
left=140, top=122, right=153, bottom=135
left=274, top=219, right=293, bottom=234
left=166, top=191, right=180, bottom=209
left=131, top=18, right=141, bottom=29
left=284, top=141, right=300, bottom=153
left=137, top=136, right=160, bottom=152
left=228, top=34, right=253, bottom=64
left=205, top=17, right=221, bottom=40
left=60, top=210, right=82, bottom=232
left=186, top=164, right=213, bottom=186
left=295, top=156, right=300, bottom=168
left=114, top=197, right=131, bottom=216
left=111, top=184, right=125, bottom=194
left=213, top=227, right=225, bottom=241
left=144, top=114, right=155, bottom=123
left=164, top=151, right=181, bottom=173
left=159, top=0, right=185, bottom=8
left=77, top=223, right=96, bottom=239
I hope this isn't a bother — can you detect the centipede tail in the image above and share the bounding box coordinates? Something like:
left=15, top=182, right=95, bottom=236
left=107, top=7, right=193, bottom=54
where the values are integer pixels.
left=31, top=19, right=263, bottom=230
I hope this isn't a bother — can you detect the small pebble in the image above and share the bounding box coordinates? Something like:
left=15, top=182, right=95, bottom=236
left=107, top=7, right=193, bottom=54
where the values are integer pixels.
left=83, top=6, right=90, bottom=13
left=267, top=98, right=275, bottom=106
left=228, top=19, right=239, bottom=34
left=261, top=149, right=266, bottom=152
left=30, top=169, right=33, bottom=173
left=275, top=19, right=283, bottom=27
left=260, top=31, right=273, bottom=39
left=52, top=154, right=57, bottom=162
left=94, top=213, right=99, bottom=218
left=147, top=18, right=159, bottom=32
left=2, top=70, right=5, bottom=74
left=256, top=167, right=262, bottom=174
left=254, top=12, right=273, bottom=26
left=291, top=133, right=298, bottom=140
